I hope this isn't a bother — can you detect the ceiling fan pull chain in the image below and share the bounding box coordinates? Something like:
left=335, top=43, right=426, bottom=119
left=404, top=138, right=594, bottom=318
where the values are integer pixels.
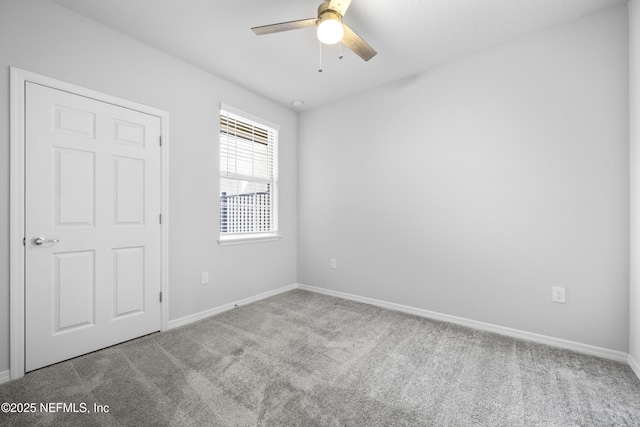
left=339, top=41, right=343, bottom=60
left=318, top=42, right=323, bottom=73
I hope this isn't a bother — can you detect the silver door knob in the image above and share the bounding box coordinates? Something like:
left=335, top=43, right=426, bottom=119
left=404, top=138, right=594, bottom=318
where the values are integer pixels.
left=32, top=237, right=60, bottom=245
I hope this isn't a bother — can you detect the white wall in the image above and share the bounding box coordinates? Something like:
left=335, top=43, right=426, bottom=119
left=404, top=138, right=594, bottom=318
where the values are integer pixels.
left=298, top=5, right=629, bottom=352
left=0, top=0, right=297, bottom=374
left=630, top=0, right=640, bottom=372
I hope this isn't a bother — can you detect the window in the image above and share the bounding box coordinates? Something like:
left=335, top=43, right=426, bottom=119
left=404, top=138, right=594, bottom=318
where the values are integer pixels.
left=219, top=104, right=279, bottom=245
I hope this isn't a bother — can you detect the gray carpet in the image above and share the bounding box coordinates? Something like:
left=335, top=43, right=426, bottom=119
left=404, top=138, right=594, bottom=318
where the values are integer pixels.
left=1, top=289, right=639, bottom=426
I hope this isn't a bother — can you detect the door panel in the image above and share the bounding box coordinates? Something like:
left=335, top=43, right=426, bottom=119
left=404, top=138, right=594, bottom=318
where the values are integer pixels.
left=56, top=148, right=96, bottom=226
left=55, top=250, right=95, bottom=332
left=113, top=246, right=145, bottom=317
left=25, top=82, right=162, bottom=372
left=114, top=156, right=145, bottom=224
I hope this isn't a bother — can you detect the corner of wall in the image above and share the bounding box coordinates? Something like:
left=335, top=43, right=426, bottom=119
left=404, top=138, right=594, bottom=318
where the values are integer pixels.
left=630, top=0, right=640, bottom=372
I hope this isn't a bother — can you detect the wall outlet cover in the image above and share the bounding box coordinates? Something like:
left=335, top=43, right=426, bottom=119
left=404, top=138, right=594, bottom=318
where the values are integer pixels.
left=551, top=286, right=565, bottom=303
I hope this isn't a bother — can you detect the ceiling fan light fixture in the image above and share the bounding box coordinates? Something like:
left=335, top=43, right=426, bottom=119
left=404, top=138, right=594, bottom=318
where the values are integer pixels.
left=317, top=13, right=343, bottom=44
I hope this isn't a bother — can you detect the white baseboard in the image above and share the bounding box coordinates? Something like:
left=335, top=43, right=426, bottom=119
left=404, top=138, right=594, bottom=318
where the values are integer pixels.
left=297, top=284, right=629, bottom=364
left=0, top=370, right=10, bottom=385
left=629, top=354, right=640, bottom=379
left=168, top=284, right=297, bottom=330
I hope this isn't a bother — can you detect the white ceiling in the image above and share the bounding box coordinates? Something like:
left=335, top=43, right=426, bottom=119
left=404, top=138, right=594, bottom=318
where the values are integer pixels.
left=52, top=0, right=626, bottom=111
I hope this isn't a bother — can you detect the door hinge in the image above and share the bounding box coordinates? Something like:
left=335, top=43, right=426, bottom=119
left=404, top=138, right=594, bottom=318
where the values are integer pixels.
left=159, top=136, right=162, bottom=147
left=160, top=292, right=163, bottom=303
left=23, top=237, right=25, bottom=246
left=159, top=213, right=162, bottom=224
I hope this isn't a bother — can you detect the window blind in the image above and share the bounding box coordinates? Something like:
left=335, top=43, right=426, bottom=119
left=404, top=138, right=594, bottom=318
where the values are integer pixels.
left=219, top=108, right=278, bottom=236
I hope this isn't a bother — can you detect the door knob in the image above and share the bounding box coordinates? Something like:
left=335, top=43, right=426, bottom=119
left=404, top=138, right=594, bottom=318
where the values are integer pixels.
left=32, top=237, right=60, bottom=245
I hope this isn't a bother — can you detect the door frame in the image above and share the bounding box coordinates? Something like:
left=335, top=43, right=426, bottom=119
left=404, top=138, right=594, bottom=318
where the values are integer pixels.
left=9, top=67, right=170, bottom=380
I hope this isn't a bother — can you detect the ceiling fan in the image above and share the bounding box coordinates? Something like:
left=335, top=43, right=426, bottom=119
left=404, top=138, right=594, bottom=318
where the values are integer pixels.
left=251, top=0, right=377, bottom=62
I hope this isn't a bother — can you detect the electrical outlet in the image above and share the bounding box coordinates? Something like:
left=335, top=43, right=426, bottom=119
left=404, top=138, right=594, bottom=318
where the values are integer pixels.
left=330, top=259, right=337, bottom=269
left=551, top=286, right=565, bottom=303
left=201, top=272, right=209, bottom=285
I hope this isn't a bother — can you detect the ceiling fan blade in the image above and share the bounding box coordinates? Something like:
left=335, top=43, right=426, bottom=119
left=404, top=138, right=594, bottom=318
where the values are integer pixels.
left=342, top=24, right=377, bottom=61
left=328, top=0, right=352, bottom=16
left=251, top=18, right=317, bottom=36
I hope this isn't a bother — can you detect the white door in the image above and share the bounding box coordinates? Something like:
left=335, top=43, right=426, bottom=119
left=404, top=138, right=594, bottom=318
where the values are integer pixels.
left=25, top=82, right=162, bottom=372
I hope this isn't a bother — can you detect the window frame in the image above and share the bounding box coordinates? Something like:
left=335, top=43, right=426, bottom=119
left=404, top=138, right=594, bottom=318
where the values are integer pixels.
left=217, top=103, right=281, bottom=246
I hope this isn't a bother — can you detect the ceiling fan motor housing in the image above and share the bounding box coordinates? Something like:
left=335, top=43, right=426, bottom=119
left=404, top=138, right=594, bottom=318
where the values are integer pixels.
left=318, top=1, right=343, bottom=21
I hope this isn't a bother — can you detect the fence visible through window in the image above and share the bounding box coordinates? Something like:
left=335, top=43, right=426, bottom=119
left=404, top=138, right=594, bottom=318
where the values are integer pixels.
left=220, top=191, right=271, bottom=234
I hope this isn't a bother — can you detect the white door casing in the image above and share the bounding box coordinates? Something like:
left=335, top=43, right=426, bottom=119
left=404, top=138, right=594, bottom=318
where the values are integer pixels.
left=10, top=68, right=169, bottom=379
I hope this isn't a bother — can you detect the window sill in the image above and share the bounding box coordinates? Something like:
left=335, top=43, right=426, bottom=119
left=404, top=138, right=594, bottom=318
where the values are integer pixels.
left=217, top=233, right=282, bottom=246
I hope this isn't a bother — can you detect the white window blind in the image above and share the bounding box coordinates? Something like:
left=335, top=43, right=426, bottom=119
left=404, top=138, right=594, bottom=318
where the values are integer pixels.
left=219, top=106, right=279, bottom=240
